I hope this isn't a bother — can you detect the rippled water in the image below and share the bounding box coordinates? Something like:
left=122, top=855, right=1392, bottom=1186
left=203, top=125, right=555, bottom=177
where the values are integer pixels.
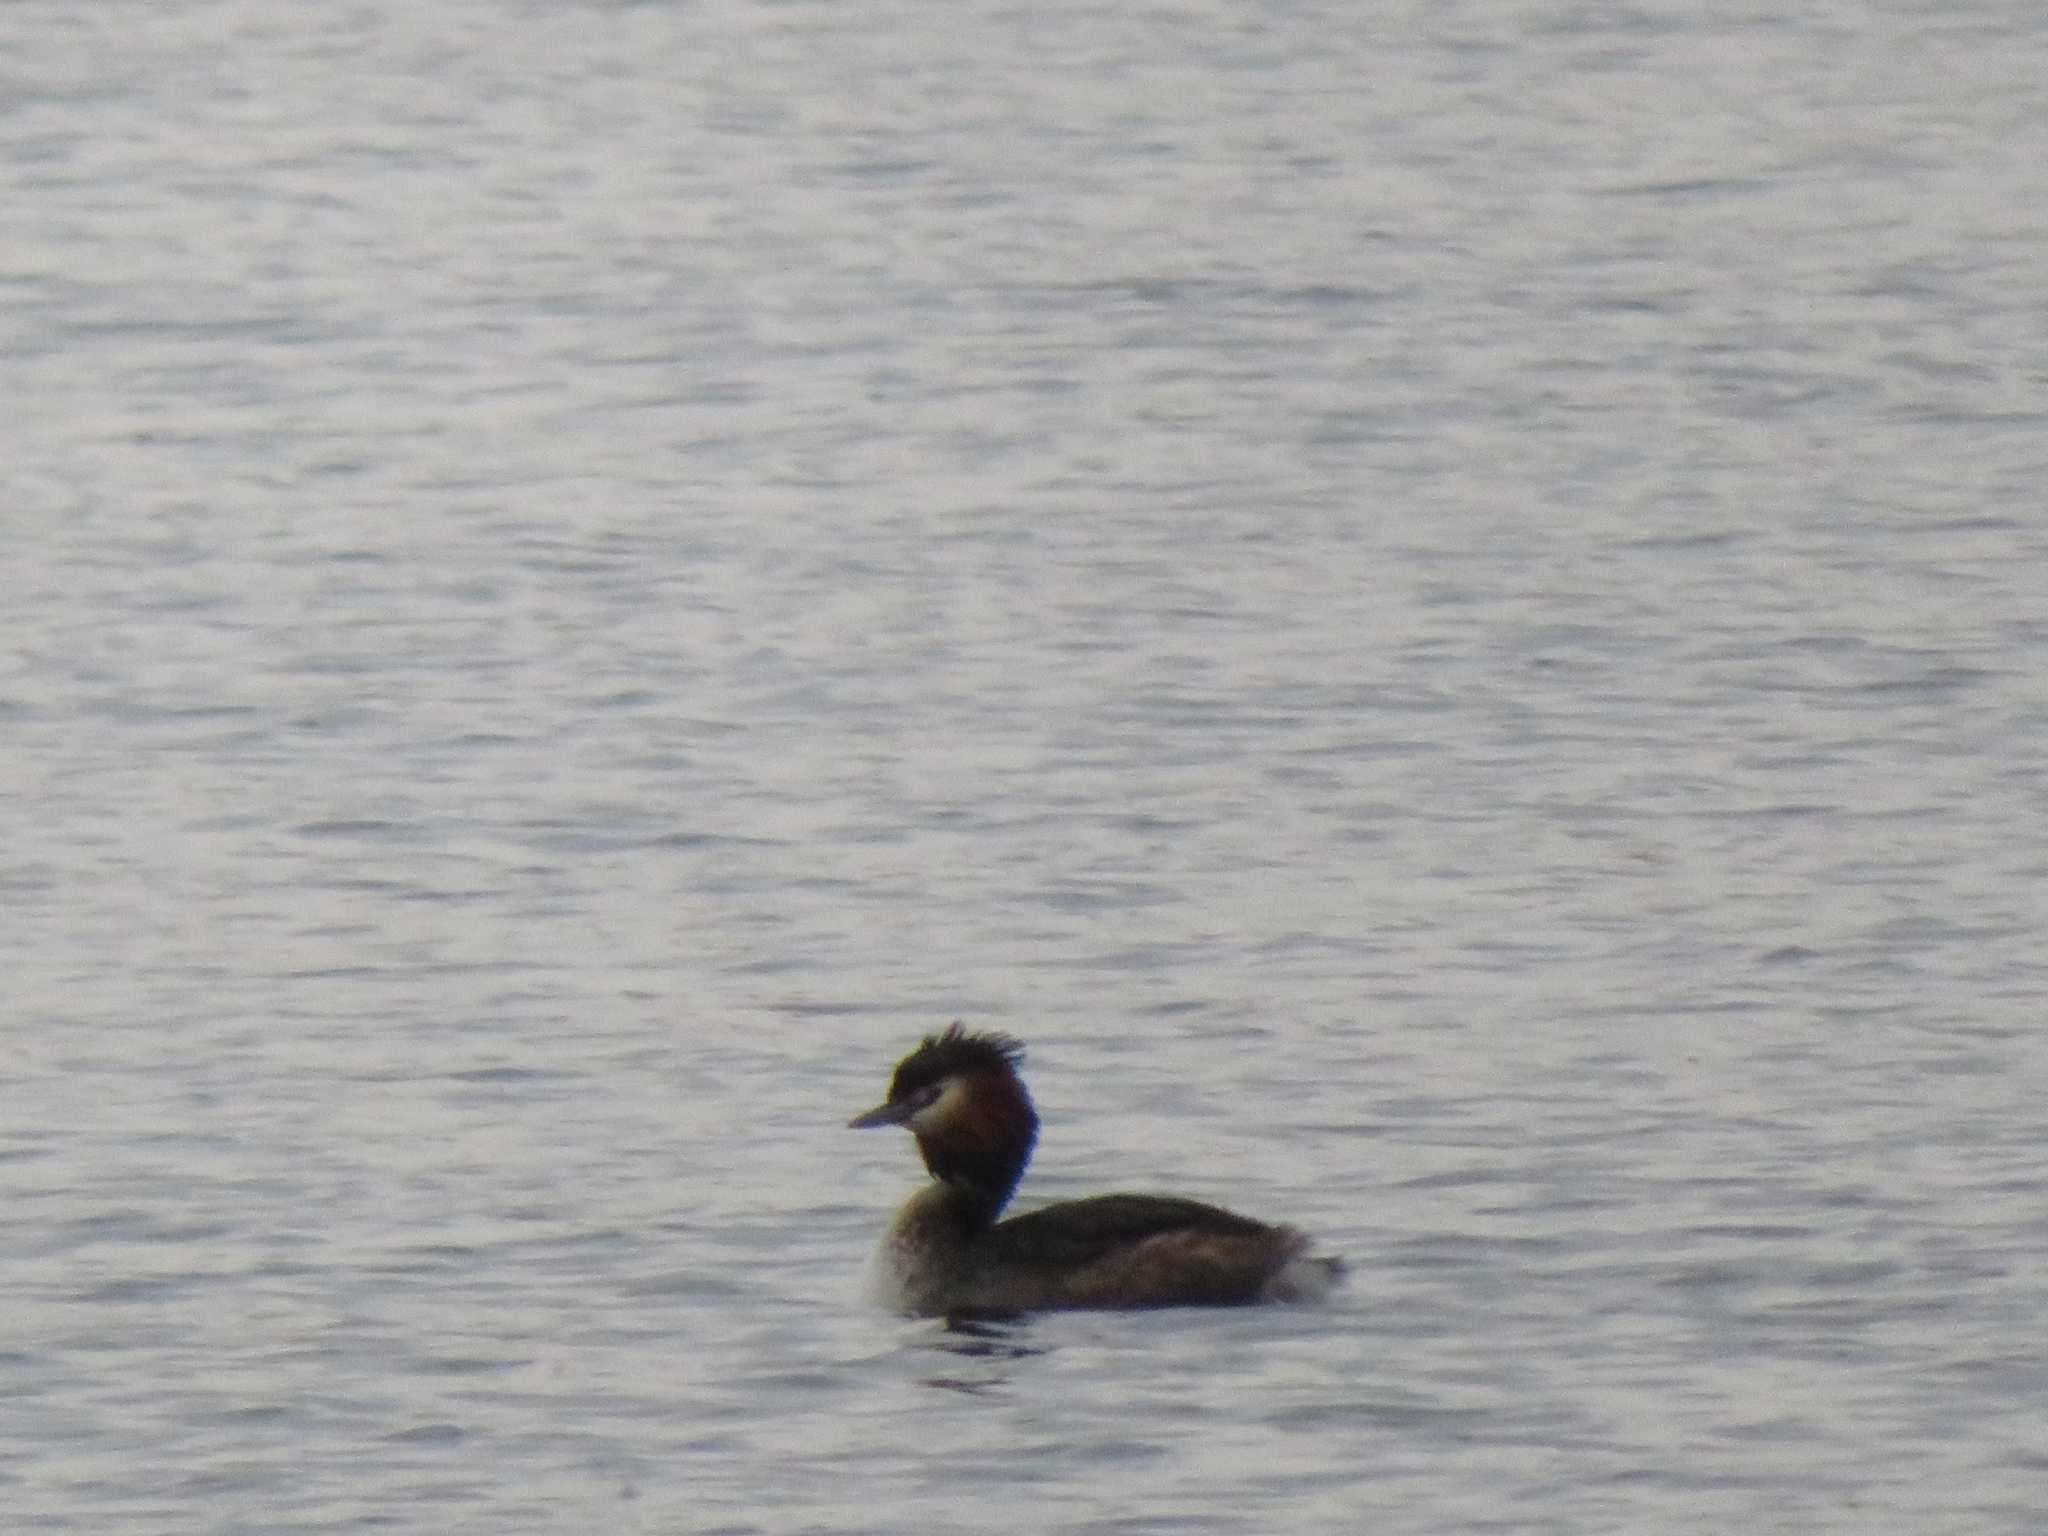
left=6, top=0, right=2047, bottom=1531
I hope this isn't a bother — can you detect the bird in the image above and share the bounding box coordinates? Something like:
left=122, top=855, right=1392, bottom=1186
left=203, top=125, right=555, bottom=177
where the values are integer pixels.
left=849, top=1023, right=1343, bottom=1316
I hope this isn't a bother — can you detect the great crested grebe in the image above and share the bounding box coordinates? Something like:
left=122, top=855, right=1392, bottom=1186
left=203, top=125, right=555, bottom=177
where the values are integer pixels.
left=849, top=1024, right=1343, bottom=1316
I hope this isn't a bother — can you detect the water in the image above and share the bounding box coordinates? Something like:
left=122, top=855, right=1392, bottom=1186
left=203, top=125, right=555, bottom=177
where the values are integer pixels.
left=6, top=0, right=2047, bottom=1530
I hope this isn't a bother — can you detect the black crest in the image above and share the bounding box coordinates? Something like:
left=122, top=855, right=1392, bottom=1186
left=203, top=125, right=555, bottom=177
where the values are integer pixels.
left=889, top=1022, right=1025, bottom=1101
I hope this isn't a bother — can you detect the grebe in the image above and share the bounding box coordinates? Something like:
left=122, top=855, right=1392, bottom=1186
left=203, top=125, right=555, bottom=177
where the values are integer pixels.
left=849, top=1024, right=1343, bottom=1316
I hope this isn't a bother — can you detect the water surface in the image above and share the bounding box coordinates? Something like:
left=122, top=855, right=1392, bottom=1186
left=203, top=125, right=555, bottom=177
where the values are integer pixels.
left=5, top=0, right=2047, bottom=1531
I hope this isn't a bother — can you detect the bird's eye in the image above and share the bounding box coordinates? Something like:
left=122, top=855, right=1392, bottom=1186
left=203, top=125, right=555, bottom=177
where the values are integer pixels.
left=909, top=1083, right=943, bottom=1110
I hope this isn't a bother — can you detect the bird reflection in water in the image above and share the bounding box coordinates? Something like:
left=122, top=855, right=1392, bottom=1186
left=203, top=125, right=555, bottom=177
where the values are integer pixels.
left=915, top=1314, right=1046, bottom=1396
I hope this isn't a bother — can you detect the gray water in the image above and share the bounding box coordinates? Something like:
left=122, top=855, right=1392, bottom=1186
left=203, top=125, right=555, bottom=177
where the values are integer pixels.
left=7, top=1, right=2048, bottom=1531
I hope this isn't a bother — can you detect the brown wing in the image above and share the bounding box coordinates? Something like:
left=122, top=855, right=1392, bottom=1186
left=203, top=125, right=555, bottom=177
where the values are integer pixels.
left=984, top=1195, right=1305, bottom=1308
left=988, top=1195, right=1271, bottom=1257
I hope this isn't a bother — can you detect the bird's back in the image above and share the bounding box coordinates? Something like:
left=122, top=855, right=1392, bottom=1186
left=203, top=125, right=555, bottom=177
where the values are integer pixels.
left=978, top=1194, right=1340, bottom=1310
